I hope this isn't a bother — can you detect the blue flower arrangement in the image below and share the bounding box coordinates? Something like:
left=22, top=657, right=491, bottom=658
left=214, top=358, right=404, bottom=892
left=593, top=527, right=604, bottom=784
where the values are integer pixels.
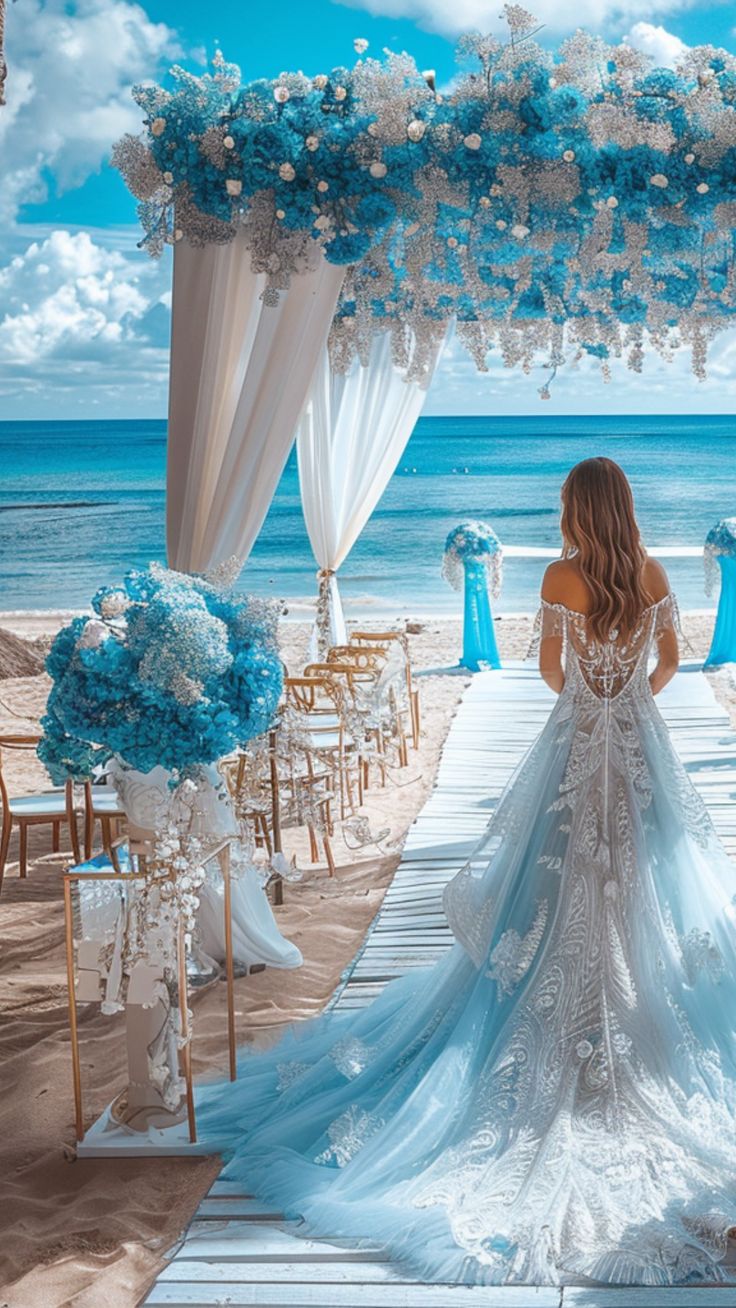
left=112, top=11, right=736, bottom=384
left=704, top=518, right=736, bottom=596
left=442, top=521, right=503, bottom=597
left=38, top=563, right=283, bottom=783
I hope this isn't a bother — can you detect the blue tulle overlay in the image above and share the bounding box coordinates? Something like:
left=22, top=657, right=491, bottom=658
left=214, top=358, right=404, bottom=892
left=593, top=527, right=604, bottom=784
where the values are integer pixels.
left=706, top=556, right=736, bottom=667
left=461, top=558, right=501, bottom=671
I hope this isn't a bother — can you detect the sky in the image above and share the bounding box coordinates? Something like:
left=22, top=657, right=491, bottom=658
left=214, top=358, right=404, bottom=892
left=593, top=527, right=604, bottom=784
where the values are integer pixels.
left=2, top=0, right=736, bottom=420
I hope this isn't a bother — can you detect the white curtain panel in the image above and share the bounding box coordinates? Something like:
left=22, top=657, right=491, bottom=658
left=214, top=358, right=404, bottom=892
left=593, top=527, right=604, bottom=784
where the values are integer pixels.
left=166, top=230, right=345, bottom=573
left=297, top=330, right=444, bottom=649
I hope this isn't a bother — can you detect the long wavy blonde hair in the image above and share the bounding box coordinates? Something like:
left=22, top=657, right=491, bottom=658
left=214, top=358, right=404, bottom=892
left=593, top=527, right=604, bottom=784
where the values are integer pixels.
left=560, top=458, right=651, bottom=642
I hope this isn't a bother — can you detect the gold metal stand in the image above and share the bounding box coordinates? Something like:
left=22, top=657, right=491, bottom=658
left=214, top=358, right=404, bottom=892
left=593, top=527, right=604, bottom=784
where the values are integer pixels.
left=178, top=919, right=197, bottom=1144
left=219, top=841, right=237, bottom=1081
left=62, top=834, right=238, bottom=1147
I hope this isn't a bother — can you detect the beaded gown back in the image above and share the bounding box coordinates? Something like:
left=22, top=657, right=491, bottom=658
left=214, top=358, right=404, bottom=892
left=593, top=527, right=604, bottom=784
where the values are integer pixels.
left=201, top=593, right=736, bottom=1287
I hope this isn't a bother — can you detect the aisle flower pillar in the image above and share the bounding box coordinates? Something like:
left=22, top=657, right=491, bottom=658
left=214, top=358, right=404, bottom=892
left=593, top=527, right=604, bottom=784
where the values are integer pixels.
left=442, top=522, right=503, bottom=672
left=39, top=565, right=284, bottom=1142
left=704, top=519, right=736, bottom=667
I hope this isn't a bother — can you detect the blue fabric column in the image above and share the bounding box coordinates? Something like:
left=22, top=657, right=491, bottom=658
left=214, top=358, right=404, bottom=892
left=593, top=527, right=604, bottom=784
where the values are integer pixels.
left=461, top=558, right=501, bottom=671
left=705, top=555, right=736, bottom=666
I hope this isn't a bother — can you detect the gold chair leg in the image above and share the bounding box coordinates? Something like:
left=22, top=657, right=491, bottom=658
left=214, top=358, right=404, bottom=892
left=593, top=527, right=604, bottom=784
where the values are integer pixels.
left=412, top=687, right=421, bottom=746
left=52, top=820, right=61, bottom=853
left=0, top=818, right=11, bottom=894
left=258, top=813, right=273, bottom=858
left=63, top=875, right=84, bottom=1142
left=308, top=824, right=320, bottom=863
left=19, top=822, right=28, bottom=878
left=83, top=782, right=94, bottom=861
left=323, top=832, right=336, bottom=877
left=66, top=782, right=81, bottom=865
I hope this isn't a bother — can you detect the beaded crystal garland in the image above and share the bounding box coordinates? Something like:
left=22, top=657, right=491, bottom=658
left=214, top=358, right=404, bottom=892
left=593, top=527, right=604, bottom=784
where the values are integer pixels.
left=442, top=521, right=503, bottom=596
left=704, top=518, right=736, bottom=595
left=38, top=561, right=283, bottom=782
left=114, top=7, right=736, bottom=384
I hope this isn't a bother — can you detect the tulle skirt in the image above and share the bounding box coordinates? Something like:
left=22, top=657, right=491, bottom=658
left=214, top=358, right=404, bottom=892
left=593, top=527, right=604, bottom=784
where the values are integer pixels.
left=199, top=681, right=736, bottom=1287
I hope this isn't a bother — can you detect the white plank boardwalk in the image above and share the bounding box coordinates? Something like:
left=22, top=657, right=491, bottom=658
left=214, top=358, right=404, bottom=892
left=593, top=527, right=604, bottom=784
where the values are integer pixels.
left=144, top=662, right=736, bottom=1308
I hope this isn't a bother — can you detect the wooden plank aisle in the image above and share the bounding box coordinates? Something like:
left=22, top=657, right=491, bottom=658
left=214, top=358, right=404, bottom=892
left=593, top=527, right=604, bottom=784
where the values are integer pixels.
left=144, top=661, right=736, bottom=1308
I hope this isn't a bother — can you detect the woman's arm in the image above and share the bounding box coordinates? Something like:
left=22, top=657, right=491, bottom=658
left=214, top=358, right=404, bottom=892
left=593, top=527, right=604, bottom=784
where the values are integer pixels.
left=538, top=561, right=568, bottom=694
left=649, top=622, right=679, bottom=695
left=539, top=633, right=565, bottom=694
left=645, top=560, right=679, bottom=696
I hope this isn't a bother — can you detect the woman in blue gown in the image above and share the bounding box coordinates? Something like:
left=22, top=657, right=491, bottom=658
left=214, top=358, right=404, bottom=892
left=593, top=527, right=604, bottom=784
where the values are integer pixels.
left=200, top=458, right=736, bottom=1288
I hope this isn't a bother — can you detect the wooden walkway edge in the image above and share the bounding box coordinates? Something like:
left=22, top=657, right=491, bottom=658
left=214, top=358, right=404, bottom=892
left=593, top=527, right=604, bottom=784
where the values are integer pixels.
left=143, top=662, right=736, bottom=1308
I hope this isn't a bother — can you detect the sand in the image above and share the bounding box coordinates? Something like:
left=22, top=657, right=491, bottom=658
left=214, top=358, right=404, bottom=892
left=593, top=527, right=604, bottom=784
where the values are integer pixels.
left=0, top=607, right=730, bottom=1308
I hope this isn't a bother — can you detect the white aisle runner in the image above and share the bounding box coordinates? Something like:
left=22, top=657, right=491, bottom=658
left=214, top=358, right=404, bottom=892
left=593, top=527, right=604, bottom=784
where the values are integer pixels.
left=144, top=662, right=736, bottom=1308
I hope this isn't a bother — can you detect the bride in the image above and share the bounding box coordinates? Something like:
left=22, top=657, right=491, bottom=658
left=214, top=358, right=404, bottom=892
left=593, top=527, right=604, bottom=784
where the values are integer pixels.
left=200, top=457, right=736, bottom=1288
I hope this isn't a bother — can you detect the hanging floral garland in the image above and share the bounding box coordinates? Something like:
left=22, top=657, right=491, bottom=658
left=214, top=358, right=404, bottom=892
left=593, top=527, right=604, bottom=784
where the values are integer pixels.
left=704, top=517, right=736, bottom=596
left=442, top=520, right=503, bottom=596
left=114, top=6, right=736, bottom=384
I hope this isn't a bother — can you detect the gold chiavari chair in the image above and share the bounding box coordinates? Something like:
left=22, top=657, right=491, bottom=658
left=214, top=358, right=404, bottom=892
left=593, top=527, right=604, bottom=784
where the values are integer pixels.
left=222, top=744, right=275, bottom=857
left=283, top=674, right=362, bottom=821
left=323, top=647, right=411, bottom=776
left=0, top=734, right=81, bottom=890
left=350, top=629, right=420, bottom=749
left=269, top=717, right=337, bottom=878
left=301, top=662, right=372, bottom=785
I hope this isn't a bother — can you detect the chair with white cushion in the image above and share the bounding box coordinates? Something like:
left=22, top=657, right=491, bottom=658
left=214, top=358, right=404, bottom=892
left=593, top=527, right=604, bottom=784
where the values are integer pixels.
left=0, top=735, right=81, bottom=891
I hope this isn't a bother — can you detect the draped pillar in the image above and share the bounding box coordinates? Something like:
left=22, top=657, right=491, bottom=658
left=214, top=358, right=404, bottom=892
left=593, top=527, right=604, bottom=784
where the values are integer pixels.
left=297, top=331, right=444, bottom=654
left=166, top=232, right=345, bottom=573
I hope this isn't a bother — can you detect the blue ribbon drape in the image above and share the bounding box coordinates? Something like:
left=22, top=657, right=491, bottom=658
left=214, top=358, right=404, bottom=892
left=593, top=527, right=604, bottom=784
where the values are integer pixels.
left=461, top=558, right=501, bottom=671
left=705, top=555, right=736, bottom=667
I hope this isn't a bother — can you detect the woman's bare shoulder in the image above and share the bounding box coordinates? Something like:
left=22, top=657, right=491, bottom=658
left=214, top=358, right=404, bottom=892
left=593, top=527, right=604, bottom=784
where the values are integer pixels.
left=541, top=559, right=590, bottom=610
left=643, top=556, right=671, bottom=603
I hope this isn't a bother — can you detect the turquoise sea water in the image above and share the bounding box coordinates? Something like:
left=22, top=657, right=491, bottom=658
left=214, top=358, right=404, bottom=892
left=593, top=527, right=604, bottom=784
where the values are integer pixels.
left=0, top=415, right=734, bottom=614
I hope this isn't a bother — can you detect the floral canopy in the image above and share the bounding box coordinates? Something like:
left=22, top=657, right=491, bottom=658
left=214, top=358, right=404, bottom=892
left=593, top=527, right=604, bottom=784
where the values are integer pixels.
left=115, top=5, right=736, bottom=387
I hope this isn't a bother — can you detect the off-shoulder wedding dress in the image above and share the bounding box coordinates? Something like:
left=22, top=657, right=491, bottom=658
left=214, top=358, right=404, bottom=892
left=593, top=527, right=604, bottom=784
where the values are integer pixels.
left=200, top=593, right=736, bottom=1287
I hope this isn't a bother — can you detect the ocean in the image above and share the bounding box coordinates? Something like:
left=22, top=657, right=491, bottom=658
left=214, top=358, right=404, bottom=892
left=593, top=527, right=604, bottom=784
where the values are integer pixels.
left=1, top=414, right=733, bottom=615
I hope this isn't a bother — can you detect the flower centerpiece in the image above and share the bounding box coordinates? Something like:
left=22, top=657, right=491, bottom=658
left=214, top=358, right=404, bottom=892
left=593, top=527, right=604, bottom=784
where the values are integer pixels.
left=442, top=520, right=503, bottom=597
left=704, top=518, right=736, bottom=597
left=40, top=560, right=282, bottom=783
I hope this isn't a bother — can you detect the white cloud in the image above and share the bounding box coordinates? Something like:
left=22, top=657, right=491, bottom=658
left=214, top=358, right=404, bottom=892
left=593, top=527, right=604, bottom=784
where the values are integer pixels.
left=0, top=0, right=179, bottom=224
left=335, top=0, right=695, bottom=37
left=0, top=229, right=171, bottom=412
left=624, top=21, right=688, bottom=67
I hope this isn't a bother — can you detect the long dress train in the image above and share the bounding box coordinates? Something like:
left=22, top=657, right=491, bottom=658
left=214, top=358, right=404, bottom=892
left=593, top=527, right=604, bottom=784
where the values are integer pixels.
left=199, top=594, right=736, bottom=1287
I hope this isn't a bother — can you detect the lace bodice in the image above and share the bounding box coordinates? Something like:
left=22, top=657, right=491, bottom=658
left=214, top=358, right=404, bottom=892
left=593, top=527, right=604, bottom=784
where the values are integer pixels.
left=536, top=592, right=679, bottom=700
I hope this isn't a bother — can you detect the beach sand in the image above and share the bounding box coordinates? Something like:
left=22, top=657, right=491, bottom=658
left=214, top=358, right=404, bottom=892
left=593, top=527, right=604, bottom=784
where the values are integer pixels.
left=0, top=607, right=729, bottom=1307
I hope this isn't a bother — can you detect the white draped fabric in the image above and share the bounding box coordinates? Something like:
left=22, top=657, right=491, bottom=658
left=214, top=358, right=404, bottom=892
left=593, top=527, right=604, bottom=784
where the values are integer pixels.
left=297, top=331, right=443, bottom=651
left=167, top=232, right=345, bottom=573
